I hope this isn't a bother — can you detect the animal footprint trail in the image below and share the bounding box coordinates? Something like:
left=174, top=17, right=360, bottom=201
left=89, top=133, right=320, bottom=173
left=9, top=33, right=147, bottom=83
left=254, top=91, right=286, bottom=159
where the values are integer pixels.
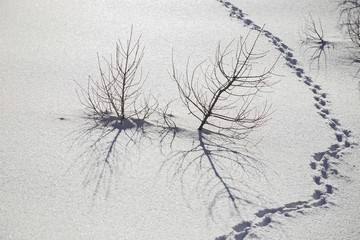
left=216, top=1, right=356, bottom=239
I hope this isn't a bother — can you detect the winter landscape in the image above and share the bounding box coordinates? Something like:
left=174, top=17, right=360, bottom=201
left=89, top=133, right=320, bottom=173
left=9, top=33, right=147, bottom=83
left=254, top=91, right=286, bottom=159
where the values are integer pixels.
left=1, top=0, right=360, bottom=239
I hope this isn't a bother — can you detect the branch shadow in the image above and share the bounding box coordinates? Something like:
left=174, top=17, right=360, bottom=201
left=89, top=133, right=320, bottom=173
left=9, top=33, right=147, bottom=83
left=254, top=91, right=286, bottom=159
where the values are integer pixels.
left=160, top=129, right=267, bottom=219
left=302, top=41, right=334, bottom=71
left=69, top=111, right=267, bottom=217
left=70, top=114, right=155, bottom=199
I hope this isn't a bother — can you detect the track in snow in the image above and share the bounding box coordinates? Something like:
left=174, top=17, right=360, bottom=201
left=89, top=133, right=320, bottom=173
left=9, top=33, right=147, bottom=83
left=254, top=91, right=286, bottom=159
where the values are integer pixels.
left=215, top=1, right=356, bottom=239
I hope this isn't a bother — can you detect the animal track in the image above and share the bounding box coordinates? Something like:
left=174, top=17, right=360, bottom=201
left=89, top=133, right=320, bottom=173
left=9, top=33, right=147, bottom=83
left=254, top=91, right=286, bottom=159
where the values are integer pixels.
left=217, top=1, right=356, bottom=239
left=335, top=133, right=343, bottom=142
left=314, top=176, right=321, bottom=185
left=321, top=109, right=330, bottom=115
left=256, top=216, right=272, bottom=227
left=325, top=184, right=333, bottom=194
left=310, top=162, right=317, bottom=169
left=312, top=190, right=324, bottom=200
left=314, top=103, right=321, bottom=109
left=313, top=152, right=325, bottom=161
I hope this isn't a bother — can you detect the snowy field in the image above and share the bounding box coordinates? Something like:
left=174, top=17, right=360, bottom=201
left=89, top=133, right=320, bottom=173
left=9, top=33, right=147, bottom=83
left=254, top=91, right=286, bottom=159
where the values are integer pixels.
left=1, top=0, right=359, bottom=239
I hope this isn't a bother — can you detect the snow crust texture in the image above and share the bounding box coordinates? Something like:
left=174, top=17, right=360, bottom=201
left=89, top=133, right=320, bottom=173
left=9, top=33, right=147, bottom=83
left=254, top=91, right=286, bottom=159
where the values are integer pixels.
left=0, top=1, right=359, bottom=239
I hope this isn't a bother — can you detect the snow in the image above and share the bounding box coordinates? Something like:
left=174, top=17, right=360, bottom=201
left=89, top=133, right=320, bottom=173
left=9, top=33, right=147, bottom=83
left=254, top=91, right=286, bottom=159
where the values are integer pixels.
left=0, top=0, right=359, bottom=239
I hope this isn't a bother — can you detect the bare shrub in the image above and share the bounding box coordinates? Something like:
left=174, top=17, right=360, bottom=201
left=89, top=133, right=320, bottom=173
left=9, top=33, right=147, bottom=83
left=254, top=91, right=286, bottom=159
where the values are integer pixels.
left=171, top=31, right=277, bottom=139
left=300, top=14, right=333, bottom=69
left=346, top=11, right=360, bottom=50
left=300, top=14, right=328, bottom=46
left=340, top=1, right=360, bottom=63
left=76, top=27, right=157, bottom=122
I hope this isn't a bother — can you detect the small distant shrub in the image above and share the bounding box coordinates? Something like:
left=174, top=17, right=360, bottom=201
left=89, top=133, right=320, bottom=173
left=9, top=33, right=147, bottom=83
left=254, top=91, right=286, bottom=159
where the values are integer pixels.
left=340, top=1, right=360, bottom=64
left=300, top=14, right=333, bottom=69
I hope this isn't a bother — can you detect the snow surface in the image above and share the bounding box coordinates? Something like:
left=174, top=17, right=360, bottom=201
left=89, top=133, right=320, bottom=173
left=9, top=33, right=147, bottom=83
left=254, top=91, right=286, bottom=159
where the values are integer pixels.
left=0, top=0, right=359, bottom=239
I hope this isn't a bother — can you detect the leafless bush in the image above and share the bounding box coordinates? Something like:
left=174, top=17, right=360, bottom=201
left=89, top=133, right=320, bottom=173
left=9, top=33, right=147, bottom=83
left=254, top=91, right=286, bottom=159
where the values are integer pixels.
left=300, top=14, right=333, bottom=69
left=346, top=12, right=360, bottom=49
left=340, top=0, right=360, bottom=63
left=340, top=0, right=360, bottom=29
left=300, top=14, right=327, bottom=46
left=77, top=27, right=157, bottom=122
left=171, top=31, right=277, bottom=139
